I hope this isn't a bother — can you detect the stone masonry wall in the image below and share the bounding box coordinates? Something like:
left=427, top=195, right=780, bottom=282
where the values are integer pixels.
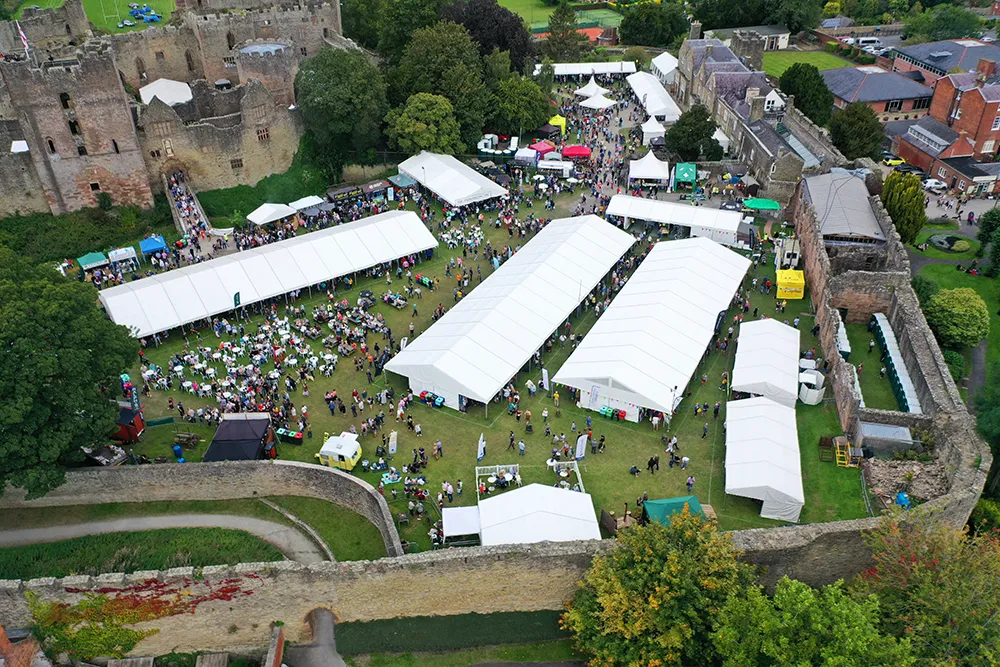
left=781, top=103, right=846, bottom=167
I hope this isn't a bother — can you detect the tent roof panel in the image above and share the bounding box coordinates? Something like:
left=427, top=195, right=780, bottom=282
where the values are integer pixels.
left=533, top=62, right=637, bottom=76
left=477, top=484, right=600, bottom=545
left=731, top=319, right=801, bottom=408
left=398, top=151, right=508, bottom=207
left=607, top=195, right=743, bottom=233
left=627, top=71, right=682, bottom=121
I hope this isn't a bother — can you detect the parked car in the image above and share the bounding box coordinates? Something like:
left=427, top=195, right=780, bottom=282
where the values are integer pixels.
left=894, top=164, right=919, bottom=173
left=923, top=178, right=948, bottom=193
left=882, top=155, right=906, bottom=166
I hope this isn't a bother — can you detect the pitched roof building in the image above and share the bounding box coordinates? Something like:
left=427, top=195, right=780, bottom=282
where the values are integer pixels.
left=821, top=65, right=933, bottom=122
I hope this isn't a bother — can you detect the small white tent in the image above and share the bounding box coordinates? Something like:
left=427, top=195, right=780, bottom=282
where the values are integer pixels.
left=477, top=484, right=600, bottom=546
left=580, top=93, right=617, bottom=110
left=575, top=76, right=609, bottom=97
left=442, top=505, right=481, bottom=537
left=725, top=397, right=804, bottom=523
left=628, top=151, right=670, bottom=182
left=140, top=78, right=193, bottom=106
left=288, top=195, right=325, bottom=211
left=712, top=128, right=731, bottom=153
left=731, top=319, right=801, bottom=408
left=246, top=203, right=297, bottom=226
left=651, top=52, right=678, bottom=85
left=641, top=117, right=665, bottom=146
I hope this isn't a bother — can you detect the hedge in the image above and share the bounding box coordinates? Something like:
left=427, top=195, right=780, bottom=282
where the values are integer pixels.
left=334, top=610, right=569, bottom=655
left=942, top=349, right=965, bottom=382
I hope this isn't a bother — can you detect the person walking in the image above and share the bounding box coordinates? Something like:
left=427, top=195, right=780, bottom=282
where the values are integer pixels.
left=647, top=456, right=656, bottom=474
left=702, top=422, right=709, bottom=439
left=681, top=455, right=690, bottom=469
left=686, top=475, right=696, bottom=493
left=508, top=431, right=516, bottom=451
left=519, top=440, right=526, bottom=456
left=713, top=402, right=721, bottom=419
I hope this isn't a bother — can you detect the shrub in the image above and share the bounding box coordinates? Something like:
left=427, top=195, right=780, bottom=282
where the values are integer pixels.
left=970, top=497, right=1000, bottom=531
left=825, top=40, right=840, bottom=53
left=942, top=349, right=965, bottom=381
left=96, top=191, right=113, bottom=211
left=952, top=239, right=971, bottom=252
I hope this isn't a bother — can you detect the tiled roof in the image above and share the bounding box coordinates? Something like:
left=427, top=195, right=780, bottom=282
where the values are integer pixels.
left=821, top=66, right=932, bottom=103
left=709, top=25, right=790, bottom=39
left=748, top=119, right=794, bottom=156
left=895, top=39, right=1000, bottom=73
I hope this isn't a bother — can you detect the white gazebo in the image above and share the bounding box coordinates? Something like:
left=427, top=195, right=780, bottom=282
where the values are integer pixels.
left=477, top=484, right=601, bottom=546
left=641, top=117, right=665, bottom=146
left=580, top=93, right=617, bottom=110
left=628, top=151, right=670, bottom=182
left=651, top=51, right=678, bottom=85
left=713, top=128, right=731, bottom=153
left=731, top=319, right=801, bottom=408
left=442, top=505, right=482, bottom=538
left=139, top=78, right=194, bottom=107
left=288, top=195, right=325, bottom=211
left=246, top=203, right=297, bottom=226
left=575, top=76, right=609, bottom=97
left=725, top=397, right=804, bottom=523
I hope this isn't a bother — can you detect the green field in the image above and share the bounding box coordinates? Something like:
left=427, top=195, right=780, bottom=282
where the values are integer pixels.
left=15, top=0, right=175, bottom=33
left=845, top=322, right=901, bottom=412
left=0, top=528, right=283, bottom=579
left=499, top=0, right=557, bottom=25
left=762, top=51, right=853, bottom=78
left=913, top=230, right=981, bottom=261
left=346, top=640, right=581, bottom=667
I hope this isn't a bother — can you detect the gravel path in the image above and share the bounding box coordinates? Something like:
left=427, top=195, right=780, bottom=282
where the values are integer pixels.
left=0, top=514, right=325, bottom=563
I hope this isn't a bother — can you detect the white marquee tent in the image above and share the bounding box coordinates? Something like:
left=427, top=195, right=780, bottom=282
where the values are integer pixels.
left=533, top=62, right=637, bottom=76
left=580, top=93, right=617, bottom=110
left=713, top=128, right=731, bottom=153
left=626, top=71, right=681, bottom=122
left=731, top=319, right=801, bottom=408
left=605, top=195, right=744, bottom=246
left=641, top=117, right=665, bottom=145
left=554, top=238, right=751, bottom=422
left=384, top=215, right=635, bottom=410
left=628, top=151, right=671, bottom=182
left=99, top=210, right=438, bottom=337
left=725, top=397, right=804, bottom=523
left=651, top=51, right=678, bottom=85
left=575, top=76, right=609, bottom=97
left=246, top=203, right=296, bottom=226
left=288, top=195, right=325, bottom=211
left=139, top=78, right=193, bottom=107
left=477, top=484, right=601, bottom=546
left=398, top=151, right=508, bottom=207
left=442, top=505, right=482, bottom=538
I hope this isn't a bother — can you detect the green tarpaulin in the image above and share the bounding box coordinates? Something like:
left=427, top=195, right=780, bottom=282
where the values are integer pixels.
left=744, top=198, right=781, bottom=211
left=643, top=496, right=705, bottom=525
left=77, top=251, right=109, bottom=270
left=675, top=163, right=697, bottom=183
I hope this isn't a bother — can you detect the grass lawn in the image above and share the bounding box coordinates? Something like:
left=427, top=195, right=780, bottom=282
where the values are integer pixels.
left=499, top=0, right=556, bottom=25
left=16, top=0, right=175, bottom=32
left=762, top=51, right=852, bottom=78
left=123, top=197, right=868, bottom=538
left=925, top=218, right=960, bottom=231
left=346, top=640, right=581, bottom=667
left=268, top=496, right=386, bottom=561
left=913, top=231, right=980, bottom=261
left=844, top=322, right=901, bottom=411
left=0, top=528, right=283, bottom=579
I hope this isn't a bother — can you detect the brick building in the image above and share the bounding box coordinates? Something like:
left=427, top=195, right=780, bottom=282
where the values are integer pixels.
left=820, top=65, right=932, bottom=122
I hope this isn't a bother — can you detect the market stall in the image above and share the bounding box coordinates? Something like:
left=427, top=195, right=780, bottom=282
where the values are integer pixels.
left=641, top=117, right=665, bottom=146
left=628, top=151, right=670, bottom=183
left=78, top=251, right=109, bottom=271
left=139, top=235, right=167, bottom=256
left=776, top=269, right=805, bottom=299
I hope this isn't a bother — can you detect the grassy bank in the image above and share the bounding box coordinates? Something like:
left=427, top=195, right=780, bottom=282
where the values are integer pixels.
left=268, top=496, right=386, bottom=561
left=346, top=640, right=582, bottom=667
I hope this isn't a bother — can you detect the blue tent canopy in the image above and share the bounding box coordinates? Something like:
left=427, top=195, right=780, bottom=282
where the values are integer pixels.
left=389, top=173, right=417, bottom=188
left=139, top=235, right=167, bottom=255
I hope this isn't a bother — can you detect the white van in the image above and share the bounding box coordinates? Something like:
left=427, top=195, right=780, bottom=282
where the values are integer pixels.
left=855, top=37, right=883, bottom=48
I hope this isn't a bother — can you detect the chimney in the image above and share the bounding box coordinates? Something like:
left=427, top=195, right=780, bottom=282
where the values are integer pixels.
left=977, top=57, right=997, bottom=81
left=745, top=87, right=761, bottom=105
left=690, top=20, right=702, bottom=40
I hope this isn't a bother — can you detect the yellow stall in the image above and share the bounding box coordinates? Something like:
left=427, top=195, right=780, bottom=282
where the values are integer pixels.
left=776, top=269, right=805, bottom=299
left=549, top=114, right=567, bottom=135
left=316, top=431, right=362, bottom=471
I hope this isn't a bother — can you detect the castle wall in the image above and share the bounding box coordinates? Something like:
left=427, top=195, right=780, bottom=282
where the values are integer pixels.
left=0, top=0, right=88, bottom=54
left=0, top=120, right=49, bottom=216
left=235, top=41, right=298, bottom=106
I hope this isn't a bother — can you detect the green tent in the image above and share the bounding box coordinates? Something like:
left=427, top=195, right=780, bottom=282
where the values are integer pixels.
left=77, top=251, right=109, bottom=270
left=744, top=198, right=781, bottom=211
left=642, top=496, right=705, bottom=525
left=675, top=163, right=697, bottom=183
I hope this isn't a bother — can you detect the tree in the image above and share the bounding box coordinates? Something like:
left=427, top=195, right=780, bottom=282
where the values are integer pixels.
left=923, top=287, right=990, bottom=349
left=492, top=75, right=551, bottom=135
left=483, top=48, right=515, bottom=94
left=989, top=226, right=1000, bottom=277
left=769, top=0, right=823, bottom=34
left=881, top=171, right=926, bottom=244
left=904, top=5, right=982, bottom=43
left=295, top=49, right=388, bottom=174
left=823, top=1, right=841, bottom=17
left=441, top=0, right=532, bottom=72
left=851, top=511, right=1000, bottom=665
left=622, top=46, right=649, bottom=70
left=664, top=105, right=718, bottom=161
left=977, top=207, right=1000, bottom=246
left=779, top=63, right=834, bottom=126
left=440, top=61, right=491, bottom=148
left=543, top=1, right=589, bottom=61
left=691, top=0, right=767, bottom=30
left=713, top=577, right=913, bottom=666
left=910, top=274, right=939, bottom=305
left=378, top=0, right=449, bottom=62
left=0, top=245, right=138, bottom=496
left=829, top=102, right=883, bottom=159
left=975, top=361, right=1000, bottom=495
left=341, top=0, right=386, bottom=49
left=536, top=58, right=556, bottom=98
left=563, top=511, right=755, bottom=667
left=619, top=4, right=668, bottom=47
left=385, top=93, right=465, bottom=154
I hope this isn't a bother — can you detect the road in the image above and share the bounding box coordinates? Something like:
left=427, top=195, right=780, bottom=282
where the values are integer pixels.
left=0, top=514, right=326, bottom=564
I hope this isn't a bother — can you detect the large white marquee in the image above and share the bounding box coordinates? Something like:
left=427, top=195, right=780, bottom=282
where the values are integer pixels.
left=398, top=151, right=508, bottom=207
left=384, top=215, right=635, bottom=409
left=626, top=71, right=682, bottom=122
left=731, top=318, right=801, bottom=408
left=606, top=195, right=745, bottom=247
left=100, top=210, right=438, bottom=337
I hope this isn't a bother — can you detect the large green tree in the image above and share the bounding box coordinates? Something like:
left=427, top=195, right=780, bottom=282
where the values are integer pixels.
left=769, top=0, right=824, bottom=33
left=664, top=105, right=720, bottom=161
left=975, top=360, right=1000, bottom=495
left=341, top=0, right=386, bottom=49
left=692, top=0, right=821, bottom=32
left=779, top=62, right=834, bottom=127
left=988, top=226, right=1000, bottom=277
left=923, top=287, right=990, bottom=349
left=0, top=246, right=138, bottom=496
left=378, top=0, right=449, bottom=62
left=713, top=577, right=914, bottom=666
left=976, top=207, right=1000, bottom=246
left=562, top=510, right=755, bottom=667
left=851, top=511, right=1000, bottom=665
left=295, top=49, right=388, bottom=173
left=904, top=5, right=982, bottom=44
left=441, top=0, right=532, bottom=72
left=829, top=102, right=883, bottom=159
left=536, top=58, right=556, bottom=99
left=492, top=75, right=551, bottom=135
left=619, top=3, right=689, bottom=48
left=543, top=1, right=589, bottom=61
left=385, top=92, right=465, bottom=155
left=881, top=171, right=926, bottom=244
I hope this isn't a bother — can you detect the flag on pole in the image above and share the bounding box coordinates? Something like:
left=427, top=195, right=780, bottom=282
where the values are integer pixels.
left=16, top=21, right=29, bottom=56
left=477, top=433, right=486, bottom=462
left=575, top=434, right=588, bottom=461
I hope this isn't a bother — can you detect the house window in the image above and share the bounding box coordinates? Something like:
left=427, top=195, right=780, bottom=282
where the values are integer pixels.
left=59, top=92, right=72, bottom=109
left=912, top=97, right=931, bottom=110
left=257, top=127, right=269, bottom=142
left=885, top=100, right=902, bottom=112
left=163, top=139, right=173, bottom=157
left=227, top=32, right=235, bottom=50
left=150, top=149, right=162, bottom=158
left=155, top=51, right=165, bottom=61
left=230, top=158, right=243, bottom=169
left=952, top=108, right=963, bottom=120
left=90, top=182, right=100, bottom=191
left=959, top=180, right=967, bottom=190
left=993, top=116, right=1000, bottom=131
left=112, top=139, right=119, bottom=154
left=77, top=145, right=88, bottom=156
left=251, top=105, right=266, bottom=121
left=223, top=56, right=236, bottom=68
left=152, top=121, right=171, bottom=137
left=984, top=140, right=997, bottom=153
left=46, top=137, right=55, bottom=153
left=938, top=166, right=948, bottom=178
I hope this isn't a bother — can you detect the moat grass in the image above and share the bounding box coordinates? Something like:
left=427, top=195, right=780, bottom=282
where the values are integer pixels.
left=844, top=322, right=902, bottom=412
left=0, top=527, right=283, bottom=579
left=268, top=496, right=387, bottom=561
left=346, top=640, right=582, bottom=667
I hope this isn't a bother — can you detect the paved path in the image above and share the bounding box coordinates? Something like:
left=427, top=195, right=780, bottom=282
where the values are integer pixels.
left=0, top=514, right=325, bottom=564
left=284, top=609, right=347, bottom=667
left=905, top=248, right=966, bottom=275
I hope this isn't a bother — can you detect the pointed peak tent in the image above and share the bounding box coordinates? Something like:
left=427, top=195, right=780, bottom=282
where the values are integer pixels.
left=548, top=114, right=567, bottom=135
left=628, top=151, right=670, bottom=182
left=575, top=76, right=609, bottom=97
left=580, top=92, right=617, bottom=110
left=641, top=117, right=665, bottom=146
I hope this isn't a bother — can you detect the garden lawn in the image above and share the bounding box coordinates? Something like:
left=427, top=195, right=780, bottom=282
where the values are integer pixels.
left=913, top=231, right=980, bottom=261
left=498, top=0, right=556, bottom=25
left=762, top=51, right=852, bottom=78
left=845, top=322, right=901, bottom=411
left=346, top=640, right=581, bottom=666
left=0, top=528, right=283, bottom=579
left=268, top=496, right=386, bottom=561
left=919, top=264, right=1000, bottom=376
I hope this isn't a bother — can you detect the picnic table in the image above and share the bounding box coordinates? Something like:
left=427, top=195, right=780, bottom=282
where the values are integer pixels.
left=174, top=432, right=201, bottom=449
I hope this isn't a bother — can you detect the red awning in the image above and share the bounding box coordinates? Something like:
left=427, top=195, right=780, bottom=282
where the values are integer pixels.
left=563, top=145, right=592, bottom=158
left=529, top=140, right=556, bottom=155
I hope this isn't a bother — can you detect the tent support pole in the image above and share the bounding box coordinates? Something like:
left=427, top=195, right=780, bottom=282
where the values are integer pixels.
left=485, top=402, right=488, bottom=419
